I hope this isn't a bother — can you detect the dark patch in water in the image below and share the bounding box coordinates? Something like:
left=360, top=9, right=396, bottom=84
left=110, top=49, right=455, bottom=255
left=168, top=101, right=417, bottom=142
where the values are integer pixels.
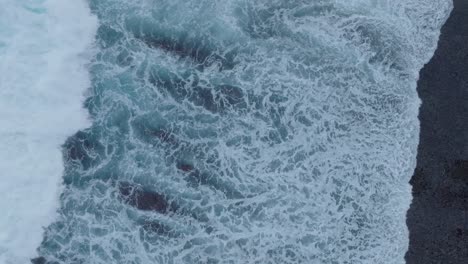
left=176, top=162, right=195, bottom=172
left=31, top=257, right=46, bottom=264
left=118, top=182, right=175, bottom=214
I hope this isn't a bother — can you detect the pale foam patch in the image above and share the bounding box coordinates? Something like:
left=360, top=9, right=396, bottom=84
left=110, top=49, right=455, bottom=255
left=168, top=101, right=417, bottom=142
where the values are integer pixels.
left=0, top=0, right=97, bottom=263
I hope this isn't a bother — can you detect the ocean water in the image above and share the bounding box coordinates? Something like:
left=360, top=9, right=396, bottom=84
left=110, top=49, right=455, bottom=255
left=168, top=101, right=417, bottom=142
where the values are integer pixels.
left=0, top=1, right=97, bottom=263
left=1, top=0, right=452, bottom=264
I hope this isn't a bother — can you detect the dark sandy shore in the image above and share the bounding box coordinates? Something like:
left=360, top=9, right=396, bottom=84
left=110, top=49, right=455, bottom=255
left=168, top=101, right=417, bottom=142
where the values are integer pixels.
left=406, top=0, right=468, bottom=263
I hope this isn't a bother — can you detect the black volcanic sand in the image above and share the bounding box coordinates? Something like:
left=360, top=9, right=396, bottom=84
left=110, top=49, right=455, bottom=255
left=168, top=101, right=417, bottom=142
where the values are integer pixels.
left=406, top=0, right=468, bottom=263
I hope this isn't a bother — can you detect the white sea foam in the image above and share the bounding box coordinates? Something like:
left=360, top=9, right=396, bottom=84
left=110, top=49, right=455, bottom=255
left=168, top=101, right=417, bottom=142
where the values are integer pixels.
left=0, top=0, right=97, bottom=263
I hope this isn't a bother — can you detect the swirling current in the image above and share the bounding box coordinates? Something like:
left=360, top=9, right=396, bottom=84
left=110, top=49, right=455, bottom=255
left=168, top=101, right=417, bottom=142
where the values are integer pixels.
left=35, top=0, right=452, bottom=263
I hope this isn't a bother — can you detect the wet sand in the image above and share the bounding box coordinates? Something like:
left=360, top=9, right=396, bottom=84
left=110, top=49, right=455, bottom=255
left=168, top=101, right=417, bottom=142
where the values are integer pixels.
left=406, top=0, right=468, bottom=263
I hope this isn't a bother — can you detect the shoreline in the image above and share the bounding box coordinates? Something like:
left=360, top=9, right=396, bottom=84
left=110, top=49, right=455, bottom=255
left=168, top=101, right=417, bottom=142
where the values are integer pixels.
left=406, top=0, right=468, bottom=263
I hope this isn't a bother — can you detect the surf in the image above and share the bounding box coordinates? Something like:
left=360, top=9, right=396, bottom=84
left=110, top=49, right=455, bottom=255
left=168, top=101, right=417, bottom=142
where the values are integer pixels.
left=34, top=0, right=452, bottom=263
left=0, top=0, right=97, bottom=263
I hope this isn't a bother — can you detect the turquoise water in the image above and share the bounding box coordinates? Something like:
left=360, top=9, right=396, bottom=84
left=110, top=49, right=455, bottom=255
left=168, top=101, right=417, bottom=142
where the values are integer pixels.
left=34, top=0, right=451, bottom=263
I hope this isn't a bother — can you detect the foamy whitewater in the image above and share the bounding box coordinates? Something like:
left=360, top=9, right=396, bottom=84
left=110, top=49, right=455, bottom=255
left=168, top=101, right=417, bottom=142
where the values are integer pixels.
left=0, top=0, right=97, bottom=263
left=1, top=0, right=453, bottom=264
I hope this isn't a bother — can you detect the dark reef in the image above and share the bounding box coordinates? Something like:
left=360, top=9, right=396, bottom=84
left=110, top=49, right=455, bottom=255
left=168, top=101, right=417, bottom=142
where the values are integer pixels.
left=406, top=0, right=468, bottom=263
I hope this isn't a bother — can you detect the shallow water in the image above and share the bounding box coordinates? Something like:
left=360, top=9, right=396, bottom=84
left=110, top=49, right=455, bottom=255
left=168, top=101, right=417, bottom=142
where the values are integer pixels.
left=32, top=0, right=452, bottom=263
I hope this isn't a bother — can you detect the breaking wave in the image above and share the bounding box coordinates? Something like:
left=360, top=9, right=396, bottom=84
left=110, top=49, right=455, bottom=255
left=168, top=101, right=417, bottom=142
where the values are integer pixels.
left=0, top=0, right=96, bottom=263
